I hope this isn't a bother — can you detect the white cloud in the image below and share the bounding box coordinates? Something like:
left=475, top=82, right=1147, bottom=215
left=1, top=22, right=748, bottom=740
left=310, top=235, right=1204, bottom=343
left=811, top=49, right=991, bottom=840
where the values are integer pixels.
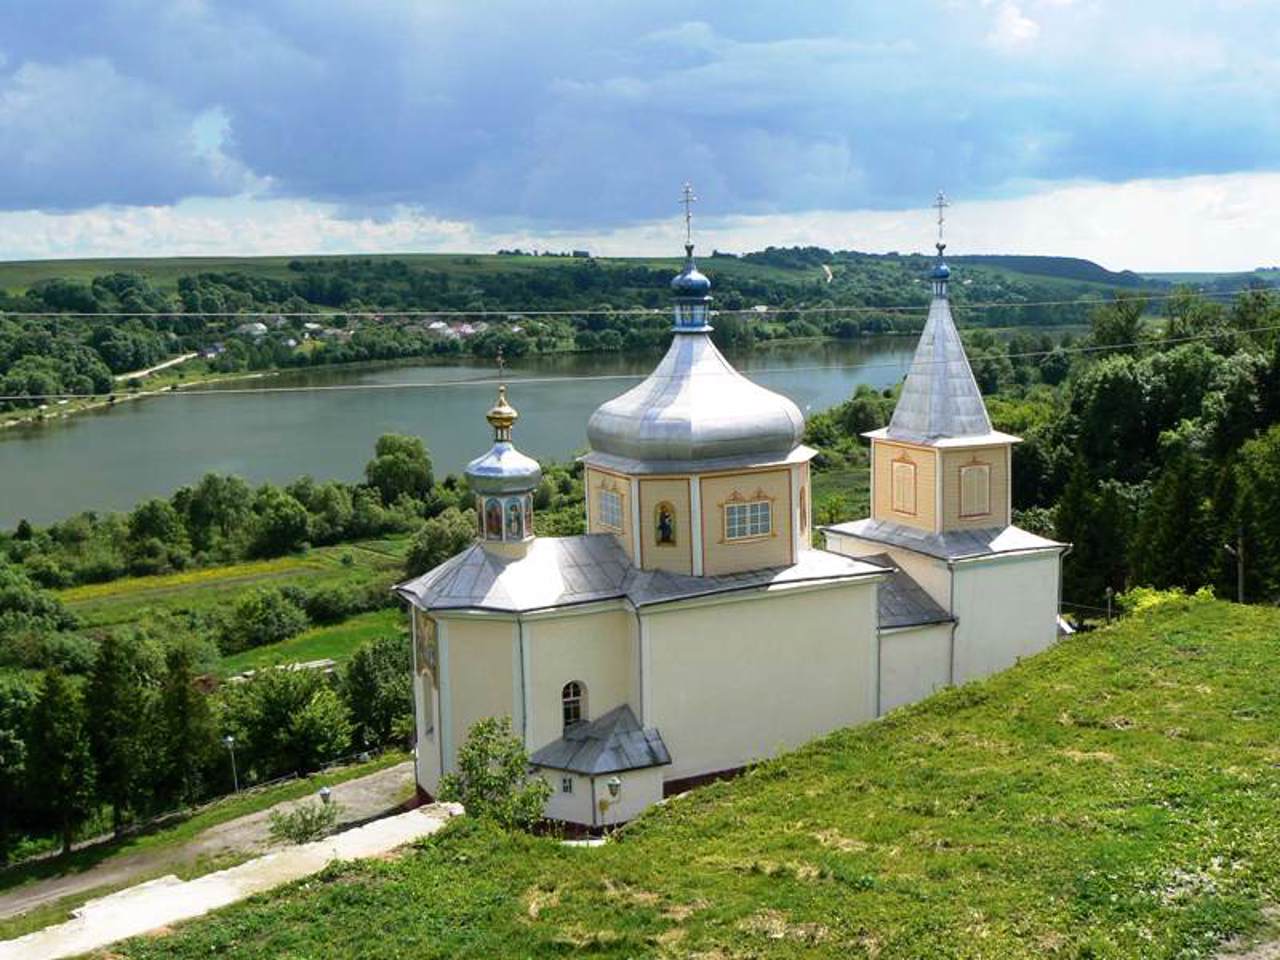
left=1, top=171, right=1277, bottom=273
left=987, top=2, right=1041, bottom=50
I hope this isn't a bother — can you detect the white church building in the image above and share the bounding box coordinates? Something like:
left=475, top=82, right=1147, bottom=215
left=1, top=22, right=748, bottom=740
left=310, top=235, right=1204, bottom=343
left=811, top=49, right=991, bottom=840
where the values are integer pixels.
left=396, top=202, right=1067, bottom=828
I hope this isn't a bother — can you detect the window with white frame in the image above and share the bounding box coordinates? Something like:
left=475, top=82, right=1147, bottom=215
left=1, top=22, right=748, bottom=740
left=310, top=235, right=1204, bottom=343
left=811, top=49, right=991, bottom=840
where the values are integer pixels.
left=560, top=776, right=573, bottom=794
left=891, top=459, right=917, bottom=515
left=725, top=499, right=771, bottom=540
left=959, top=462, right=991, bottom=518
left=597, top=489, right=623, bottom=531
left=562, top=680, right=585, bottom=729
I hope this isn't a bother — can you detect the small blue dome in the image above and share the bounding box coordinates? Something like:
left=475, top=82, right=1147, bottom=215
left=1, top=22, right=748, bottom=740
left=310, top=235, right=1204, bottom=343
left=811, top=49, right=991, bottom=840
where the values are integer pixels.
left=671, top=244, right=712, bottom=296
left=931, top=262, right=951, bottom=280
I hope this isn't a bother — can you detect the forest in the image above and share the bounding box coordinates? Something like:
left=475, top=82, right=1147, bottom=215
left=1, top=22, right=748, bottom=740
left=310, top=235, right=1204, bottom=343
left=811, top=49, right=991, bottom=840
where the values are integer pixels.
left=0, top=247, right=1191, bottom=412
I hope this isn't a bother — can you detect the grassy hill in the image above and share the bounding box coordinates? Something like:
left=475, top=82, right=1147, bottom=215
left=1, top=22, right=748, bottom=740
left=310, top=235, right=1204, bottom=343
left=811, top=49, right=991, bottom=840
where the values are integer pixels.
left=107, top=592, right=1280, bottom=959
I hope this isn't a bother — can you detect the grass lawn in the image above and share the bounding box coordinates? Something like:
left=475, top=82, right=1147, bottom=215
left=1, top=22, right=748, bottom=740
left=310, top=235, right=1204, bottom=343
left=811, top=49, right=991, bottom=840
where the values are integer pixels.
left=218, top=608, right=404, bottom=676
left=110, top=594, right=1280, bottom=959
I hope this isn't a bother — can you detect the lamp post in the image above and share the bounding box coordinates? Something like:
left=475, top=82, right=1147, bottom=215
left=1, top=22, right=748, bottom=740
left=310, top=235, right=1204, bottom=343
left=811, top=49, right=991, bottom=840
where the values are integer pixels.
left=222, top=735, right=239, bottom=793
left=318, top=785, right=332, bottom=805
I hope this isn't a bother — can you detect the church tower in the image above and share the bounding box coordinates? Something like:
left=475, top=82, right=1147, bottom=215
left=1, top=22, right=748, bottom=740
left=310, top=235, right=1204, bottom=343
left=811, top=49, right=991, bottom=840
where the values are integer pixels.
left=862, top=192, right=1020, bottom=534
left=464, top=363, right=541, bottom=558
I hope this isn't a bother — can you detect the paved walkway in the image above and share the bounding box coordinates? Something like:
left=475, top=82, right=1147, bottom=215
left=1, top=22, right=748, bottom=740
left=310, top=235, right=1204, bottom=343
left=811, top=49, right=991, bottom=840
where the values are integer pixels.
left=0, top=760, right=416, bottom=923
left=0, top=802, right=461, bottom=960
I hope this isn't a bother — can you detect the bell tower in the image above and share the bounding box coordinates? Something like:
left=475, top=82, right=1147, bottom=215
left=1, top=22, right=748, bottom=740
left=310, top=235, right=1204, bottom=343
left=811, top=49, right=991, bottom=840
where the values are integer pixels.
left=863, top=192, right=1019, bottom=535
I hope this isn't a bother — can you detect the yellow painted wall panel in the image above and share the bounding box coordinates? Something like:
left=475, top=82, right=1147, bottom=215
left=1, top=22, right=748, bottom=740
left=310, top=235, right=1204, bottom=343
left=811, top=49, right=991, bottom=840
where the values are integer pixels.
left=585, top=468, right=634, bottom=559
left=940, top=445, right=1010, bottom=530
left=871, top=441, right=937, bottom=531
left=639, top=477, right=693, bottom=574
left=699, top=468, right=793, bottom=576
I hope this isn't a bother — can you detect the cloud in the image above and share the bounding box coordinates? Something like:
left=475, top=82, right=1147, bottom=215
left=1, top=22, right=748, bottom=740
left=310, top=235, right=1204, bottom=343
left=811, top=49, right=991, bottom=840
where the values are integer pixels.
left=0, top=0, right=1275, bottom=246
left=987, top=2, right=1040, bottom=50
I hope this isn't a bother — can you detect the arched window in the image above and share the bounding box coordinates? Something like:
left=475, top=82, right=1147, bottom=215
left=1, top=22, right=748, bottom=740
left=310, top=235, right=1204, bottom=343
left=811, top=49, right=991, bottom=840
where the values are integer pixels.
left=654, top=501, right=676, bottom=546
left=505, top=498, right=523, bottom=540
left=562, top=681, right=586, bottom=729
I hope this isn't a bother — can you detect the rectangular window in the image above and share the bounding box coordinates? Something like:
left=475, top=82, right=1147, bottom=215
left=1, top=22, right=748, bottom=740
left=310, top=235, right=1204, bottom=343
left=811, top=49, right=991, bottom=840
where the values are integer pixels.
left=598, top=489, right=623, bottom=531
left=725, top=499, right=771, bottom=541
left=561, top=776, right=574, bottom=795
left=960, top=463, right=991, bottom=518
left=891, top=459, right=917, bottom=516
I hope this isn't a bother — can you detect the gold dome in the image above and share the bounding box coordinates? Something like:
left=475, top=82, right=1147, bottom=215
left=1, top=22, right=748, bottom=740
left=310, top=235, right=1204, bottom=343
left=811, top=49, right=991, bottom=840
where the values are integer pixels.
left=486, top=384, right=518, bottom=439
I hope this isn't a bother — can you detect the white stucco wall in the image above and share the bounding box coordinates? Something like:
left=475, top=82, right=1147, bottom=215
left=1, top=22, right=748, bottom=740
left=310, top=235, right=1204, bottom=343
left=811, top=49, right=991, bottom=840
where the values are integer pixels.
left=536, top=766, right=665, bottom=827
left=878, top=622, right=951, bottom=714
left=539, top=770, right=593, bottom=825
left=952, top=551, right=1061, bottom=684
left=824, top=532, right=952, bottom=611
left=525, top=608, right=636, bottom=753
left=644, top=580, right=879, bottom=782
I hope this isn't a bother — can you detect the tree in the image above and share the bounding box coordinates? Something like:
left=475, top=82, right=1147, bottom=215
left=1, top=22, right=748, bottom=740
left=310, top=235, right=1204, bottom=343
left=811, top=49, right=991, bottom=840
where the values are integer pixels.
left=250, top=485, right=310, bottom=557
left=184, top=474, right=253, bottom=554
left=0, top=676, right=35, bottom=865
left=364, top=434, right=434, bottom=505
left=222, top=669, right=352, bottom=777
left=157, top=644, right=218, bottom=806
left=87, top=633, right=161, bottom=834
left=438, top=716, right=551, bottom=832
left=405, top=507, right=476, bottom=577
left=27, top=670, right=95, bottom=855
left=343, top=633, right=412, bottom=748
left=1130, top=451, right=1211, bottom=592
left=1090, top=294, right=1146, bottom=352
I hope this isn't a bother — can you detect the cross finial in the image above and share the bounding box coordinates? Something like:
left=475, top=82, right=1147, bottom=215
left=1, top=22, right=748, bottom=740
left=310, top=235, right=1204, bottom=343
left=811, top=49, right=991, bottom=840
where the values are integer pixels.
left=680, top=181, right=697, bottom=246
left=933, top=190, right=949, bottom=256
left=495, top=345, right=506, bottom=383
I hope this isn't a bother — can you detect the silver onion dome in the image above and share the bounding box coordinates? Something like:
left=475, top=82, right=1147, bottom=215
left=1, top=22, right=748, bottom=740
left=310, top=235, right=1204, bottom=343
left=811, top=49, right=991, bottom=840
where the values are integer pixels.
left=671, top=243, right=712, bottom=295
left=465, top=385, right=542, bottom=495
left=586, top=333, right=805, bottom=463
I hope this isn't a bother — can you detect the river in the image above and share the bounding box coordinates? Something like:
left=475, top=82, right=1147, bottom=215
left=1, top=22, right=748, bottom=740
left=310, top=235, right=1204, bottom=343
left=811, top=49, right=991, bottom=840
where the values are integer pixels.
left=0, top=338, right=915, bottom=527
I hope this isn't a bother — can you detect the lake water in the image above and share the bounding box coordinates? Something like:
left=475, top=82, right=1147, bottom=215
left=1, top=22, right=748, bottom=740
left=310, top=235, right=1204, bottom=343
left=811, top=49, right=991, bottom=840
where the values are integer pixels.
left=0, top=338, right=915, bottom=527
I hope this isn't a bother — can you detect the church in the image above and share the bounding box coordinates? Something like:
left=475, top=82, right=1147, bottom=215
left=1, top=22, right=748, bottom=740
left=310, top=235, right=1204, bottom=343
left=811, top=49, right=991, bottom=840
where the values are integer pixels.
left=395, top=197, right=1067, bottom=828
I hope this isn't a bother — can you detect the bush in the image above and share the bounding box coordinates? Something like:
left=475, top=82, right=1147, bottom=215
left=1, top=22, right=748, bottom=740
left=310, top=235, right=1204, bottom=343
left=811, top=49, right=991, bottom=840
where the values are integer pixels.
left=438, top=717, right=551, bottom=832
left=220, top=588, right=310, bottom=653
left=268, top=799, right=342, bottom=844
left=405, top=507, right=475, bottom=578
left=342, top=633, right=412, bottom=748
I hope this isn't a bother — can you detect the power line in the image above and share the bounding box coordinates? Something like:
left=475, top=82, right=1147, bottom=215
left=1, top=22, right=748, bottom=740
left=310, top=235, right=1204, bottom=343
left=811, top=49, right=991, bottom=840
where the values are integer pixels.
left=4, top=319, right=1278, bottom=405
left=0, top=287, right=1264, bottom=321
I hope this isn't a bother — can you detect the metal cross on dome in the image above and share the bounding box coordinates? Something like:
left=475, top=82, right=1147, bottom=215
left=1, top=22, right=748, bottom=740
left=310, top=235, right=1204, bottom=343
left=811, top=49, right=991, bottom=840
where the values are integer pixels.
left=934, top=190, right=950, bottom=254
left=680, top=182, right=697, bottom=245
left=495, top=345, right=505, bottom=383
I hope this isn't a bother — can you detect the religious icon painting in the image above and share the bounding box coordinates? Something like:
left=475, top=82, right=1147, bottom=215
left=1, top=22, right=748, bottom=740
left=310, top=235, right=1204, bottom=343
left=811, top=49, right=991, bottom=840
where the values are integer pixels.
left=506, top=499, right=523, bottom=539
left=485, top=498, right=503, bottom=538
left=655, top=501, right=676, bottom=545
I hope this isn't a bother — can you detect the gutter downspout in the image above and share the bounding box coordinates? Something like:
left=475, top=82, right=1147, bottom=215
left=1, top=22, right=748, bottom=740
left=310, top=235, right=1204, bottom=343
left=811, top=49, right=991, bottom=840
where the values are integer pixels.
left=629, top=600, right=646, bottom=725
left=947, top=559, right=958, bottom=686
left=516, top=612, right=529, bottom=747
left=1057, top=543, right=1074, bottom=634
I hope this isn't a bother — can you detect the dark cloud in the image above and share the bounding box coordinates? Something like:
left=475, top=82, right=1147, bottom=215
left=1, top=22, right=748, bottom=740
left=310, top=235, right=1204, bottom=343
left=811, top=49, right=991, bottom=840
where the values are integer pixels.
left=0, top=1, right=1276, bottom=224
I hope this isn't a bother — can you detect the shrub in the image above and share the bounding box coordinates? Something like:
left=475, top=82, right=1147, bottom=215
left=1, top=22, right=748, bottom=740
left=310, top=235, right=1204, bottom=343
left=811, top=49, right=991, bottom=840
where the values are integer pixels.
left=268, top=798, right=342, bottom=844
left=220, top=587, right=309, bottom=653
left=405, top=507, right=475, bottom=578
left=438, top=717, right=551, bottom=832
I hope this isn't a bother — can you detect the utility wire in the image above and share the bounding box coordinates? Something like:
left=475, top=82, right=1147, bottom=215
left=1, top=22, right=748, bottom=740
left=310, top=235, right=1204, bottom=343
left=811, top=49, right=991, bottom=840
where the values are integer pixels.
left=0, top=287, right=1263, bottom=320
left=4, top=319, right=1278, bottom=404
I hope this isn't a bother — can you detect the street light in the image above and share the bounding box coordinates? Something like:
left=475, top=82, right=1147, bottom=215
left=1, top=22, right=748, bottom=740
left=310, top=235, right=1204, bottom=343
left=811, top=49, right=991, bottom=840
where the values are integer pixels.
left=318, top=785, right=332, bottom=805
left=222, top=735, right=239, bottom=793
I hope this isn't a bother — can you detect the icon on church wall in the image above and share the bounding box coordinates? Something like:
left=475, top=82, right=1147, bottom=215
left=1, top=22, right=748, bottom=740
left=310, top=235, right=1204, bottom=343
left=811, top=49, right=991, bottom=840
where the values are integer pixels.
left=484, top=498, right=503, bottom=539
left=655, top=502, right=676, bottom=546
left=523, top=496, right=533, bottom=533
left=506, top=499, right=523, bottom=539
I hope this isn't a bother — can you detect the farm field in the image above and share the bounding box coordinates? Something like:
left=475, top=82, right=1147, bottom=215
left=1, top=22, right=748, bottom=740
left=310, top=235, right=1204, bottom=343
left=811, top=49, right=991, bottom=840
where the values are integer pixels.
left=106, top=593, right=1280, bottom=959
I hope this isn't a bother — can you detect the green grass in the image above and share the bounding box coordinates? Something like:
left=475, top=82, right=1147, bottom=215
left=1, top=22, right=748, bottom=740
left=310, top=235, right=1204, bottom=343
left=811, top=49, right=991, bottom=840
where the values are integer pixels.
left=109, top=595, right=1280, bottom=959
left=218, top=608, right=404, bottom=676
left=58, top=539, right=408, bottom=630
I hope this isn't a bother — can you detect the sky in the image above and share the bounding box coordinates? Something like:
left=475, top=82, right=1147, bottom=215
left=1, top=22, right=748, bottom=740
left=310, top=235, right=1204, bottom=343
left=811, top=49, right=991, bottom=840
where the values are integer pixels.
left=0, top=1, right=1277, bottom=271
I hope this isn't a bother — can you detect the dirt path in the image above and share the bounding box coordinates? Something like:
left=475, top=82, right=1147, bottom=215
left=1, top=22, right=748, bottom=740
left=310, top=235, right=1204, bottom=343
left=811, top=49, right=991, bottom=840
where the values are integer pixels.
left=114, top=352, right=198, bottom=382
left=0, top=760, right=415, bottom=923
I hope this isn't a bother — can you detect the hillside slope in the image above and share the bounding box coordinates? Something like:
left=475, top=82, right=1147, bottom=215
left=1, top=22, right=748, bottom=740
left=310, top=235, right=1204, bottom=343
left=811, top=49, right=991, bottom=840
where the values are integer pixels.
left=109, top=593, right=1280, bottom=959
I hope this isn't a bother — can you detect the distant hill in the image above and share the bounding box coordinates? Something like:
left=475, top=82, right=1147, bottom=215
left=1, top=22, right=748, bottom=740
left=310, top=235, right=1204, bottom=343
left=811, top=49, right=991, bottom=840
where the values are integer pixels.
left=948, top=254, right=1158, bottom=288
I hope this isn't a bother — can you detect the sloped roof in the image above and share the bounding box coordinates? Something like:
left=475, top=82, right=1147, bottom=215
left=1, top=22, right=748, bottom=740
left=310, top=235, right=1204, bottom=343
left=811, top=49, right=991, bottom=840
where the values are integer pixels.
left=860, top=553, right=953, bottom=629
left=884, top=294, right=993, bottom=443
left=529, top=705, right=671, bottom=775
left=393, top=535, right=887, bottom=614
left=824, top=518, right=1065, bottom=562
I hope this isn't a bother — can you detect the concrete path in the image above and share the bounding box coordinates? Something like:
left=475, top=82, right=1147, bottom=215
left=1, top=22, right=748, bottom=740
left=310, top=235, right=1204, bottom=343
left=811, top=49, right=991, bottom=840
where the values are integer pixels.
left=0, top=802, right=462, bottom=960
left=113, top=352, right=198, bottom=382
left=0, top=760, right=415, bottom=923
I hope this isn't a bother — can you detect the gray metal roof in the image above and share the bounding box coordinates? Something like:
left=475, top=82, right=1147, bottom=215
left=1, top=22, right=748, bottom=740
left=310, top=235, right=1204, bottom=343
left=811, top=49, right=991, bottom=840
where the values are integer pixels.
left=529, top=704, right=671, bottom=775
left=884, top=294, right=993, bottom=443
left=824, top=518, right=1065, bottom=562
left=860, top=553, right=953, bottom=629
left=586, top=332, right=806, bottom=464
left=394, top=535, right=887, bottom=614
